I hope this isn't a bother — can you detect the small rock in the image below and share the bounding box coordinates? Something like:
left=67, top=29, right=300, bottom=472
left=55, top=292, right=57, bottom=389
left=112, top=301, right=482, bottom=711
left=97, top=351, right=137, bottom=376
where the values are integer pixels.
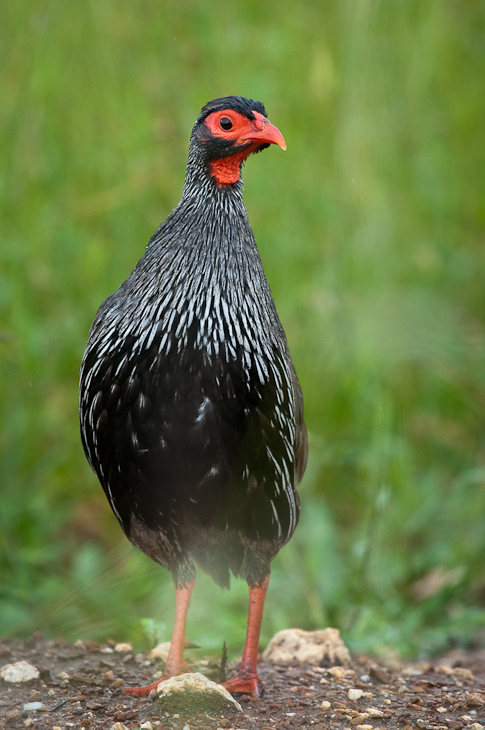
left=348, top=689, right=364, bottom=700
left=101, top=647, right=114, bottom=654
left=140, top=723, right=153, bottom=729
left=155, top=672, right=242, bottom=717
left=0, top=660, right=40, bottom=683
left=437, top=707, right=447, bottom=713
left=57, top=671, right=70, bottom=680
left=350, top=714, right=369, bottom=725
left=466, top=694, right=485, bottom=707
left=328, top=666, right=347, bottom=679
left=402, top=666, right=425, bottom=676
left=149, top=642, right=171, bottom=662
left=83, top=640, right=100, bottom=651
left=5, top=709, right=22, bottom=723
left=321, top=701, right=331, bottom=710
left=114, top=642, right=133, bottom=653
left=437, top=665, right=454, bottom=675
left=369, top=666, right=391, bottom=683
left=356, top=725, right=373, bottom=730
left=366, top=708, right=384, bottom=718
left=453, top=667, right=475, bottom=681
left=263, top=627, right=351, bottom=666
left=23, top=702, right=44, bottom=711
left=109, top=724, right=129, bottom=730
left=466, top=724, right=484, bottom=730
left=102, top=670, right=115, bottom=681
left=360, top=674, right=371, bottom=682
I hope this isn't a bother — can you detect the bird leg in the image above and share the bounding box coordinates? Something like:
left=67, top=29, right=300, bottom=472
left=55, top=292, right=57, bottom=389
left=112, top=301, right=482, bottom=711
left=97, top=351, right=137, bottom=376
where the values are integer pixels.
left=123, top=577, right=195, bottom=696
left=221, top=573, right=269, bottom=697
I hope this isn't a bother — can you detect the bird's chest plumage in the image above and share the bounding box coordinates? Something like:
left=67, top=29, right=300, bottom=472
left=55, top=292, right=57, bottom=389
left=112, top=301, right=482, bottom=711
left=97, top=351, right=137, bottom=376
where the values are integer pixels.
left=79, top=221, right=298, bottom=560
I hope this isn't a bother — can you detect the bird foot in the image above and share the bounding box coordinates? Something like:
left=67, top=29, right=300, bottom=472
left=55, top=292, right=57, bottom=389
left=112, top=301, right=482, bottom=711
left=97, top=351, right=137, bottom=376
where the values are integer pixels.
left=123, top=665, right=190, bottom=697
left=221, top=672, right=261, bottom=697
left=123, top=678, right=165, bottom=696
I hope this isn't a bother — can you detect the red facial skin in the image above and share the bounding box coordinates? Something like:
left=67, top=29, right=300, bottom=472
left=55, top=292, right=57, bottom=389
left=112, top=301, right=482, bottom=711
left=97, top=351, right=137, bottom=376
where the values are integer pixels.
left=203, top=109, right=286, bottom=185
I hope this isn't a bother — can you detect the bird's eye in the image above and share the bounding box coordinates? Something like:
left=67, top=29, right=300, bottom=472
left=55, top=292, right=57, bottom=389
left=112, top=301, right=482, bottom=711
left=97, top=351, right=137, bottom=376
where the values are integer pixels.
left=219, top=117, right=233, bottom=131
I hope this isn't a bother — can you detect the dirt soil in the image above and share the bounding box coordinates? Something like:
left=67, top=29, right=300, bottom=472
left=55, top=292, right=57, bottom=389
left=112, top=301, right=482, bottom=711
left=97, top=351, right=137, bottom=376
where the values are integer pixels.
left=1, top=634, right=485, bottom=730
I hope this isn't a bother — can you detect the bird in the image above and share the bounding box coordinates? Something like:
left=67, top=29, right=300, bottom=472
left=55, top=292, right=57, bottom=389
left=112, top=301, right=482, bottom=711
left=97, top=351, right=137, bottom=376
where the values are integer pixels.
left=79, top=96, right=307, bottom=698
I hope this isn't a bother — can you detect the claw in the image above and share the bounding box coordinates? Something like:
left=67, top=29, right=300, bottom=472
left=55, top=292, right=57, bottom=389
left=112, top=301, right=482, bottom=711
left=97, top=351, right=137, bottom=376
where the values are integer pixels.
left=221, top=672, right=261, bottom=697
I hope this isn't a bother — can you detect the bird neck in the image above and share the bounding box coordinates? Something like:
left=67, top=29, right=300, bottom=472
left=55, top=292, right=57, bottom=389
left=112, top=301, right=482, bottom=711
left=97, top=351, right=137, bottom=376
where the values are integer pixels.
left=181, top=143, right=245, bottom=206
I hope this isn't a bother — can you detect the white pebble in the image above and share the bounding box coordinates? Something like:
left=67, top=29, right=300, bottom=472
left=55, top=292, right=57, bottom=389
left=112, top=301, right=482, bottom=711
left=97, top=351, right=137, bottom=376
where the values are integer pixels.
left=366, top=708, right=384, bottom=718
left=348, top=688, right=364, bottom=700
left=321, top=700, right=332, bottom=710
left=23, top=702, right=44, bottom=711
left=0, top=660, right=40, bottom=683
left=140, top=723, right=153, bottom=730
left=114, top=642, right=133, bottom=652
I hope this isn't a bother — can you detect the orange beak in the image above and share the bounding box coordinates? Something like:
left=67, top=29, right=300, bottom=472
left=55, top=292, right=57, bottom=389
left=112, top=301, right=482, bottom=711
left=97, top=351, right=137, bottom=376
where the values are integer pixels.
left=241, top=111, right=287, bottom=151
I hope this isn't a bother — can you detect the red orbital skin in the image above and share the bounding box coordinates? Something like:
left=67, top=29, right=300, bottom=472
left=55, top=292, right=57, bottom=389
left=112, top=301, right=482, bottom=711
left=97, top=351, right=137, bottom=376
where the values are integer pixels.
left=203, top=109, right=286, bottom=185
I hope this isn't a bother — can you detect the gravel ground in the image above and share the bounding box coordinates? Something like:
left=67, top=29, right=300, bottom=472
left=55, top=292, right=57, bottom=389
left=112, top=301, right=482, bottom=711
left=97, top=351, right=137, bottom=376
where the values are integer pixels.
left=1, top=634, right=485, bottom=730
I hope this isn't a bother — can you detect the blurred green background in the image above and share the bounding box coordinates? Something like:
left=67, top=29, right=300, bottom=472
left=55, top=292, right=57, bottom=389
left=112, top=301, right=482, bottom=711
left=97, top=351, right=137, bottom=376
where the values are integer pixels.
left=1, top=0, right=485, bottom=660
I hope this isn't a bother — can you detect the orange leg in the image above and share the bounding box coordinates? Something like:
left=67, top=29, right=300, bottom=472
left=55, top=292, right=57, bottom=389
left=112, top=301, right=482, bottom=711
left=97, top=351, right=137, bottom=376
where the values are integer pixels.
left=221, top=574, right=269, bottom=697
left=123, top=577, right=195, bottom=696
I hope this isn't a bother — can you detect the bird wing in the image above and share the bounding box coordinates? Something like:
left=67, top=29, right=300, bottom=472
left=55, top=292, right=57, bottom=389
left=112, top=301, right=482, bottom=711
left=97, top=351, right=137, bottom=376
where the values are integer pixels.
left=290, top=358, right=308, bottom=485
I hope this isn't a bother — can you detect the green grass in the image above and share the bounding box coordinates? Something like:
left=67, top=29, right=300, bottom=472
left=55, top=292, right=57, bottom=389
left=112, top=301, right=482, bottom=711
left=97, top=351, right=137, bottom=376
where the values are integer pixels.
left=1, top=1, right=485, bottom=659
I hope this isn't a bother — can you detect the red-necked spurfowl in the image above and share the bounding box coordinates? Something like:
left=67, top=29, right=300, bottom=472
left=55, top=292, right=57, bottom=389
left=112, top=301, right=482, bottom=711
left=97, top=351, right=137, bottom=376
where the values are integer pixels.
left=79, top=96, right=307, bottom=697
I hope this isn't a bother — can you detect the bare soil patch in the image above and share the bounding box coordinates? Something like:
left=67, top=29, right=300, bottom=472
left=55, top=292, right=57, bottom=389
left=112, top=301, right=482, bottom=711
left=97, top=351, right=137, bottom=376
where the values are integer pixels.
left=1, top=634, right=485, bottom=730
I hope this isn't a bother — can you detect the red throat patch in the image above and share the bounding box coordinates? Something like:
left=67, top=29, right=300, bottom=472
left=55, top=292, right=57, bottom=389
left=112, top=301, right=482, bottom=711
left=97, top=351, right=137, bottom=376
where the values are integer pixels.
left=209, top=146, right=256, bottom=186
